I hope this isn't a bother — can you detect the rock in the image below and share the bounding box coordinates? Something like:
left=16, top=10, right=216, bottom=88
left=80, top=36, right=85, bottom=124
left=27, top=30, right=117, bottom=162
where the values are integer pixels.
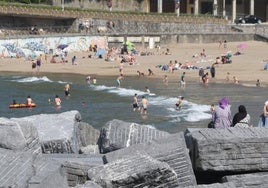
left=222, top=172, right=268, bottom=187
left=0, top=117, right=40, bottom=152
left=78, top=122, right=100, bottom=147
left=74, top=181, right=102, bottom=188
left=47, top=154, right=103, bottom=187
left=80, top=145, right=99, bottom=154
left=88, top=153, right=179, bottom=187
left=0, top=148, right=68, bottom=188
left=0, top=148, right=36, bottom=187
left=97, top=119, right=170, bottom=153
left=11, top=110, right=82, bottom=154
left=185, top=182, right=236, bottom=188
left=104, top=132, right=197, bottom=187
left=185, top=127, right=268, bottom=172
left=28, top=156, right=68, bottom=188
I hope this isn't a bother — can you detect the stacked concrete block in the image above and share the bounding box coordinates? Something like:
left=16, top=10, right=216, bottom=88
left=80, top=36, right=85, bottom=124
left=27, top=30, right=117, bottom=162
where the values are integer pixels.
left=48, top=154, right=103, bottom=187
left=11, top=110, right=82, bottom=154
left=88, top=154, right=179, bottom=187
left=222, top=172, right=268, bottom=187
left=105, top=133, right=197, bottom=187
left=185, top=127, right=268, bottom=172
left=97, top=119, right=170, bottom=153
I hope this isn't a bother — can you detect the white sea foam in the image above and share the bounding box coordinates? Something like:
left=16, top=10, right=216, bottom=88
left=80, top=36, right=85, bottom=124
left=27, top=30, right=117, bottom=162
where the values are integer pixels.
left=91, top=84, right=212, bottom=123
left=14, top=76, right=52, bottom=83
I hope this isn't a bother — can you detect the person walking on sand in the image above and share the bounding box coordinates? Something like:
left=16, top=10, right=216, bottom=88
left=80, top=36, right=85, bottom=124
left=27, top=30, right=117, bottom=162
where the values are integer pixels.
left=140, top=96, right=148, bottom=114
left=132, top=93, right=139, bottom=111
left=64, top=83, right=71, bottom=96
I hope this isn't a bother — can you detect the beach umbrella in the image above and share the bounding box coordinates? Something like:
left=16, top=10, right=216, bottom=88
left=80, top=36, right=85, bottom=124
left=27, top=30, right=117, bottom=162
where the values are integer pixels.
left=237, top=43, right=248, bottom=49
left=57, top=44, right=69, bottom=50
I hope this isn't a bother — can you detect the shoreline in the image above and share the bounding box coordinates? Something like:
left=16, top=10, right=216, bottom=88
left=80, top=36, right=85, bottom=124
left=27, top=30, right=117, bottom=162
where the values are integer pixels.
left=0, top=41, right=267, bottom=87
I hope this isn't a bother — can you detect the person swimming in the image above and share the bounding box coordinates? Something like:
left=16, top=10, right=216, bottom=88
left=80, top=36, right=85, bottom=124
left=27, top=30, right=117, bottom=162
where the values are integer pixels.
left=55, top=95, right=61, bottom=106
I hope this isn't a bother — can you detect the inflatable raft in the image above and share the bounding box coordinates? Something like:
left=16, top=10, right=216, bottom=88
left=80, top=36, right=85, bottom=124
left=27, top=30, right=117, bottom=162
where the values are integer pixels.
left=9, top=103, right=36, bottom=108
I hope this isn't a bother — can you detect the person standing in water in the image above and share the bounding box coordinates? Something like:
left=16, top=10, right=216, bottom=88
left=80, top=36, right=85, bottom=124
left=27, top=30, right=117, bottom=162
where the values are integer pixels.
left=55, top=95, right=61, bottom=106
left=145, top=86, right=150, bottom=93
left=132, top=93, right=139, bottom=111
left=175, top=96, right=184, bottom=110
left=116, top=74, right=123, bottom=87
left=180, top=72, right=186, bottom=87
left=140, top=96, right=148, bottom=114
left=64, top=83, right=71, bottom=96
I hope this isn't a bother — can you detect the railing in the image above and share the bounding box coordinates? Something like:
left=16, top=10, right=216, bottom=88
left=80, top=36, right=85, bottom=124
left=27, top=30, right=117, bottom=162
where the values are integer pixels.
left=0, top=23, right=236, bottom=38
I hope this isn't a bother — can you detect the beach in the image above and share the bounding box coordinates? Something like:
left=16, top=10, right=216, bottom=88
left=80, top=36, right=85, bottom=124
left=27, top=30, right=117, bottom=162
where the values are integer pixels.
left=0, top=40, right=267, bottom=132
left=0, top=40, right=267, bottom=86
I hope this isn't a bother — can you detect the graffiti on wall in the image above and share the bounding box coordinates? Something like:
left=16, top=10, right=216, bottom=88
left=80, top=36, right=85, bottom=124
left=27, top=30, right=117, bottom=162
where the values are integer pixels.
left=0, top=36, right=108, bottom=58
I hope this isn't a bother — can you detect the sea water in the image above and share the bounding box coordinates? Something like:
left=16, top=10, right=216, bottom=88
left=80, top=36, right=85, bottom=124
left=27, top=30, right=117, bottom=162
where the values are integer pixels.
left=0, top=72, right=266, bottom=133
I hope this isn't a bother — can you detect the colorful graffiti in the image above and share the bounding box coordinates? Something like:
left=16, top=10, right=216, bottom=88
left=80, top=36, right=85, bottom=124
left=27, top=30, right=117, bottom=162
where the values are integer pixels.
left=0, top=36, right=108, bottom=58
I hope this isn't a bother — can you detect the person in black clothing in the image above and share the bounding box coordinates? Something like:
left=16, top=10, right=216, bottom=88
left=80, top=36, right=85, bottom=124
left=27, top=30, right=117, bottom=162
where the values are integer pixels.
left=210, top=63, right=216, bottom=78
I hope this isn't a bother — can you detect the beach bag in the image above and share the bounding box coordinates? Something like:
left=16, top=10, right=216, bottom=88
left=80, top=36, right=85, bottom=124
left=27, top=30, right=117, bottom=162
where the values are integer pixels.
left=208, top=121, right=215, bottom=128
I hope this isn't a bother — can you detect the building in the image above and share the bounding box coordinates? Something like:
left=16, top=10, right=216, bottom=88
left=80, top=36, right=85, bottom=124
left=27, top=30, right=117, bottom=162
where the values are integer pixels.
left=150, top=0, right=267, bottom=23
left=53, top=0, right=267, bottom=23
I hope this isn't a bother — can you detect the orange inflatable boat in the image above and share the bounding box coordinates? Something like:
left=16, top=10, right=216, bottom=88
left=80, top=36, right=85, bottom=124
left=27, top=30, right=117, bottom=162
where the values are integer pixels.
left=9, top=103, right=36, bottom=108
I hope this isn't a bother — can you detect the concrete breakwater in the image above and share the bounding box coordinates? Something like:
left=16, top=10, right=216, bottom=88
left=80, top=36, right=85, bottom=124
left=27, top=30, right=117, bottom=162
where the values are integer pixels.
left=1, top=110, right=268, bottom=187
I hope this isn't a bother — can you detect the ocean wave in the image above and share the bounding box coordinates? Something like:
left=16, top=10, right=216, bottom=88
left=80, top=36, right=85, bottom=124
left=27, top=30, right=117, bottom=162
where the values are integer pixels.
left=13, top=76, right=53, bottom=83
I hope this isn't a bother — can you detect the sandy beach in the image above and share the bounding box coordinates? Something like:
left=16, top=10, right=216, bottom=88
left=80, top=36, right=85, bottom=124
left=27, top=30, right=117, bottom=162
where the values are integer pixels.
left=0, top=40, right=267, bottom=86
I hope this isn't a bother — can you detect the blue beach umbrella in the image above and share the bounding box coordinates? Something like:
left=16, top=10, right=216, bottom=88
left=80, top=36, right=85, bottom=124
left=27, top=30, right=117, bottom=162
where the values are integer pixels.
left=95, top=49, right=107, bottom=56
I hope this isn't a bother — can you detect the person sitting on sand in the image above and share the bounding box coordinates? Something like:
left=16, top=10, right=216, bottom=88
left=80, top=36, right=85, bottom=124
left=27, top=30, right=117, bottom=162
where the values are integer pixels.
left=50, top=56, right=57, bottom=64
left=225, top=72, right=230, bottom=82
left=256, top=79, right=261, bottom=87
left=233, top=76, right=239, bottom=84
left=164, top=48, right=171, bottom=55
left=137, top=70, right=144, bottom=77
